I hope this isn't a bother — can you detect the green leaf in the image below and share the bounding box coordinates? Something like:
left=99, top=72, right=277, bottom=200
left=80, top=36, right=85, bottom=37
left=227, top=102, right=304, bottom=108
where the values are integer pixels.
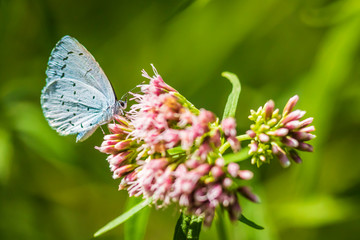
left=94, top=198, right=151, bottom=237
left=221, top=72, right=241, bottom=120
left=167, top=146, right=185, bottom=155
left=173, top=213, right=203, bottom=240
left=124, top=197, right=151, bottom=240
left=238, top=214, right=264, bottom=230
left=0, top=128, right=13, bottom=184
left=223, top=147, right=250, bottom=164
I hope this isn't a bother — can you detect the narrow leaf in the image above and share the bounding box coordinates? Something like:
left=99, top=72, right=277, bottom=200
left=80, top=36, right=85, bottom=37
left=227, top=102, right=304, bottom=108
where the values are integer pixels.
left=222, top=72, right=241, bottom=120
left=173, top=213, right=203, bottom=240
left=167, top=146, right=185, bottom=155
left=173, top=213, right=189, bottom=240
left=238, top=214, right=264, bottom=230
left=94, top=198, right=151, bottom=237
left=187, top=215, right=203, bottom=240
left=223, top=147, right=250, bottom=164
left=124, top=197, right=151, bottom=240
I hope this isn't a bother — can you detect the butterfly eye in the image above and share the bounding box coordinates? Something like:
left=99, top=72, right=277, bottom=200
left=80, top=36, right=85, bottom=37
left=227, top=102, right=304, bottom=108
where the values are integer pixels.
left=120, top=100, right=127, bottom=108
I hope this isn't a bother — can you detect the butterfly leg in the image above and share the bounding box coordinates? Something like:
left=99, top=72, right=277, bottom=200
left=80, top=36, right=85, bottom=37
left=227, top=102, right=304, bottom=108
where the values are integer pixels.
left=99, top=125, right=105, bottom=135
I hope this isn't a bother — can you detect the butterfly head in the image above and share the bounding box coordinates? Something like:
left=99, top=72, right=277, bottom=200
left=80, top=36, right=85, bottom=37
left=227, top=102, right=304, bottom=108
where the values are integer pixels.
left=115, top=99, right=127, bottom=115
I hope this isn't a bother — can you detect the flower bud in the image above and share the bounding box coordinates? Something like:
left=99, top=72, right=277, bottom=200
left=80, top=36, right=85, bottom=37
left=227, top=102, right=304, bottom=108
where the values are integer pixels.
left=238, top=186, right=260, bottom=203
left=264, top=100, right=275, bottom=120
left=113, top=165, right=135, bottom=179
left=282, top=136, right=299, bottom=148
left=289, top=150, right=302, bottom=163
left=297, top=142, right=314, bottom=152
left=238, top=170, right=253, bottom=180
left=211, top=166, right=224, bottom=178
left=222, top=117, right=237, bottom=137
left=259, top=133, right=270, bottom=143
left=281, top=110, right=306, bottom=125
left=228, top=163, right=240, bottom=177
left=283, top=95, right=299, bottom=116
left=246, top=130, right=256, bottom=138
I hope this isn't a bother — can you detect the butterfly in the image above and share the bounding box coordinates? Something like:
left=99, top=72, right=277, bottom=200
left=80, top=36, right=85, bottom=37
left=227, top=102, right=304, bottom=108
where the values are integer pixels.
left=41, top=35, right=126, bottom=142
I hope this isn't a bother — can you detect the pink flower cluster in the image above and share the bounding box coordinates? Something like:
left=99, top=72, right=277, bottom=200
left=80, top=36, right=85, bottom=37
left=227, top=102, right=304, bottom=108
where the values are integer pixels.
left=246, top=95, right=316, bottom=167
left=128, top=65, right=239, bottom=157
left=96, top=65, right=257, bottom=226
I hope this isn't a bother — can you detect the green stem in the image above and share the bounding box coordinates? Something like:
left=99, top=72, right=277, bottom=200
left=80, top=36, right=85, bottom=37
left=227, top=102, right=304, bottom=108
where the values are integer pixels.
left=216, top=209, right=229, bottom=240
left=173, top=92, right=200, bottom=114
left=219, top=134, right=251, bottom=154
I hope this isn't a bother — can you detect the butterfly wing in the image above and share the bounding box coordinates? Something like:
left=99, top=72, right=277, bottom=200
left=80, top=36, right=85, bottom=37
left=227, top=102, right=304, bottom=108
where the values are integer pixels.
left=41, top=78, right=114, bottom=142
left=42, top=36, right=121, bottom=142
left=46, top=35, right=116, bottom=105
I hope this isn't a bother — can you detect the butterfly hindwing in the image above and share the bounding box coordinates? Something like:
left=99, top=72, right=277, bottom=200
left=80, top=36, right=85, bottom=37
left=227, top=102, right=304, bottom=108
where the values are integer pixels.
left=41, top=78, right=111, bottom=141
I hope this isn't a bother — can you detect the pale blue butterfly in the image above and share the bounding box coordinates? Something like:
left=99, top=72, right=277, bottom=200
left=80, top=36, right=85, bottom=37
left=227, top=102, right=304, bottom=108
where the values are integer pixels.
left=41, top=35, right=126, bottom=142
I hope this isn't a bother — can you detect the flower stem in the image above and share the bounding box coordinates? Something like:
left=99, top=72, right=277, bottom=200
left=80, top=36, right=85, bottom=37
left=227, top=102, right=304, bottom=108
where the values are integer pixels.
left=216, top=209, right=229, bottom=240
left=219, top=134, right=251, bottom=154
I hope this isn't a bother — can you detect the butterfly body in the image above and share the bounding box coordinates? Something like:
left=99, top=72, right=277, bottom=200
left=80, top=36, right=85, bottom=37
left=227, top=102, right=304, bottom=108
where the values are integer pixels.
left=41, top=36, right=126, bottom=142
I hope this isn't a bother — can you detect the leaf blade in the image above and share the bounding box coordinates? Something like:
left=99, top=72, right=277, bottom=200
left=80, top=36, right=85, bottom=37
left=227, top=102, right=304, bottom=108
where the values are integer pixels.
left=94, top=198, right=151, bottom=237
left=222, top=72, right=241, bottom=120
left=223, top=147, right=250, bottom=164
left=124, top=197, right=151, bottom=240
left=173, top=213, right=203, bottom=240
left=238, top=214, right=264, bottom=230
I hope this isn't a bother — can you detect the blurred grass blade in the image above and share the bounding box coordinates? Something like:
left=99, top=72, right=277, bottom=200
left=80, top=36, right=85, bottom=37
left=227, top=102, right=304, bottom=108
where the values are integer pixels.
left=238, top=214, right=264, bottom=230
left=173, top=213, right=203, bottom=240
left=124, top=197, right=151, bottom=240
left=0, top=128, right=13, bottom=184
left=223, top=147, right=249, bottom=164
left=221, top=72, right=241, bottom=120
left=94, top=198, right=151, bottom=237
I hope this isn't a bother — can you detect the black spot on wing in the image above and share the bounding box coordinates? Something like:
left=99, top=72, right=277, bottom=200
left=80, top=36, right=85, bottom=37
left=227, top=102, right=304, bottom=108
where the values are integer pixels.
left=63, top=56, right=68, bottom=61
left=61, top=64, right=66, bottom=70
left=73, top=91, right=76, bottom=95
left=79, top=53, right=83, bottom=56
left=61, top=73, right=65, bottom=78
left=68, top=51, right=74, bottom=54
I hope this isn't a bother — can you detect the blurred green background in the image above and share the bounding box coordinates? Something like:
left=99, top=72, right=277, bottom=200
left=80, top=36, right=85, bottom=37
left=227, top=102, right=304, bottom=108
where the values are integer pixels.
left=1, top=0, right=360, bottom=239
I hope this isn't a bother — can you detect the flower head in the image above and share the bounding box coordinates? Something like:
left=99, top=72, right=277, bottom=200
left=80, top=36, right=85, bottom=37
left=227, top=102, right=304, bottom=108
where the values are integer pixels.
left=96, top=65, right=256, bottom=226
left=247, top=95, right=316, bottom=167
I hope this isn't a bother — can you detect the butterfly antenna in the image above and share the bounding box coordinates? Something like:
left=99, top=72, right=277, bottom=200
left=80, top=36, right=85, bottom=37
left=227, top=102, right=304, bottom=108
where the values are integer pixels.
left=120, top=81, right=146, bottom=101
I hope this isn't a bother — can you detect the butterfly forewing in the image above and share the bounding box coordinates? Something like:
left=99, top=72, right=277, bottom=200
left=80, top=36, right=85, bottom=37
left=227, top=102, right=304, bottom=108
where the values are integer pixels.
left=46, top=35, right=116, bottom=105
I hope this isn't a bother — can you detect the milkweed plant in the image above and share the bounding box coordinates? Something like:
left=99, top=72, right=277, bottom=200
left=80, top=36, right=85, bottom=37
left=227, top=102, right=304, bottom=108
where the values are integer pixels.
left=94, top=65, right=316, bottom=239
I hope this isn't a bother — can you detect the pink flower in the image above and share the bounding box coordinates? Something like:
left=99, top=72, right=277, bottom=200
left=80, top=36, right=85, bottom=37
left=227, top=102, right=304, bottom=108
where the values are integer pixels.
left=96, top=64, right=255, bottom=226
left=221, top=117, right=237, bottom=137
